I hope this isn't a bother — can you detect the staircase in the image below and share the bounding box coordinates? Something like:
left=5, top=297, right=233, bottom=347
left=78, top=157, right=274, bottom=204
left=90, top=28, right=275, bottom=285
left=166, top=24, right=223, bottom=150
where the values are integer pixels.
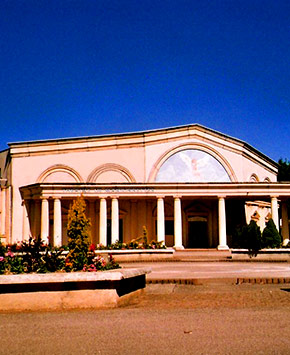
left=173, top=249, right=232, bottom=262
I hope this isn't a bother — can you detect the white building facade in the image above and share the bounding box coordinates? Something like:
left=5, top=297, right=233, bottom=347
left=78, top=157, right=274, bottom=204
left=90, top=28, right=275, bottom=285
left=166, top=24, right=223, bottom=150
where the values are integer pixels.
left=0, top=124, right=289, bottom=248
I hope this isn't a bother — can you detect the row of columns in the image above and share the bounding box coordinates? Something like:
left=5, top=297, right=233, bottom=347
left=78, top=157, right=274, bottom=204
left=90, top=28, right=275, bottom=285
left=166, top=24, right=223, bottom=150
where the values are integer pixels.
left=36, top=196, right=120, bottom=247
left=23, top=194, right=288, bottom=248
left=99, top=197, right=119, bottom=246
left=99, top=195, right=228, bottom=249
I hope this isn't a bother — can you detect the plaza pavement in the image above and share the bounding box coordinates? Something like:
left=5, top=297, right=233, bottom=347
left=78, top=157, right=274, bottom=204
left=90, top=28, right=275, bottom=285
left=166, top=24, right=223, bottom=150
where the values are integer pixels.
left=121, top=259, right=290, bottom=285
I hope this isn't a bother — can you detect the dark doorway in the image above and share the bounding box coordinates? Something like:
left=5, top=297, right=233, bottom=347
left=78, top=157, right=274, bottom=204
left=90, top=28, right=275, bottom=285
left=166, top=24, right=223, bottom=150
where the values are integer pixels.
left=188, top=218, right=208, bottom=248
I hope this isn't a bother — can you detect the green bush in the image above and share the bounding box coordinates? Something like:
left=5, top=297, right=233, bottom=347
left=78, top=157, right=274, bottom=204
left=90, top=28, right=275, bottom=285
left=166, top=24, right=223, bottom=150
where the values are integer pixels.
left=233, top=220, right=262, bottom=255
left=66, top=196, right=91, bottom=271
left=262, top=219, right=282, bottom=248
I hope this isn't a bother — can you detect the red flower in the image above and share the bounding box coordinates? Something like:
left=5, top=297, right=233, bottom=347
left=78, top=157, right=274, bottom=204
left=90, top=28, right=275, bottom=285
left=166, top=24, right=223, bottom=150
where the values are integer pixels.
left=89, top=243, right=96, bottom=252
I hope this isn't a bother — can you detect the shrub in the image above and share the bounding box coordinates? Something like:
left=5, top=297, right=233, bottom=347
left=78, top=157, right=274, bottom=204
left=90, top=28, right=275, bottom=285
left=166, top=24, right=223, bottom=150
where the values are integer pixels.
left=21, top=236, right=47, bottom=273
left=233, top=220, right=262, bottom=255
left=247, top=220, right=262, bottom=255
left=262, top=219, right=282, bottom=248
left=66, top=196, right=91, bottom=271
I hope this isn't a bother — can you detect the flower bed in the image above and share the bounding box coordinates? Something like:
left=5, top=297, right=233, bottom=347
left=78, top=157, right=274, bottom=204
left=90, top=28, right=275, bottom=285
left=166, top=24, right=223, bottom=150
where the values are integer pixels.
left=0, top=237, right=120, bottom=275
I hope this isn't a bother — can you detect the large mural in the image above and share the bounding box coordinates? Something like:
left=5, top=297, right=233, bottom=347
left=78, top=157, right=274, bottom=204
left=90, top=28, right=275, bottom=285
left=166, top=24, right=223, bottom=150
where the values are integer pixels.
left=155, top=149, right=231, bottom=182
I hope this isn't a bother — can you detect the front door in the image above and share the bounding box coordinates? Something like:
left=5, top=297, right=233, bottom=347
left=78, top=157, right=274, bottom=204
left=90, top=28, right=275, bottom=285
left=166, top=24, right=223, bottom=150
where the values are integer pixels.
left=188, top=217, right=208, bottom=248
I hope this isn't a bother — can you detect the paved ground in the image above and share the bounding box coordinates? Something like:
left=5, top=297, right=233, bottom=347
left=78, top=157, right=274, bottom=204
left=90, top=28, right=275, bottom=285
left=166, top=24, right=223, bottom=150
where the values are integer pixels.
left=0, top=283, right=289, bottom=354
left=1, top=261, right=290, bottom=354
left=121, top=261, right=290, bottom=284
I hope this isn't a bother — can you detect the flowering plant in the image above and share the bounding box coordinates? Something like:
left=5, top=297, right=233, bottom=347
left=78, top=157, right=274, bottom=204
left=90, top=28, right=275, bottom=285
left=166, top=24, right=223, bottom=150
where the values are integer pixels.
left=0, top=237, right=119, bottom=274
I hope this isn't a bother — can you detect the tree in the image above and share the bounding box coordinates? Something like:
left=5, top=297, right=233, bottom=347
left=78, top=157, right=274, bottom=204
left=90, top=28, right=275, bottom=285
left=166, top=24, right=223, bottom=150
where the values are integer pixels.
left=67, top=196, right=91, bottom=271
left=246, top=220, right=262, bottom=255
left=262, top=218, right=281, bottom=248
left=233, top=220, right=262, bottom=255
left=277, top=159, right=290, bottom=181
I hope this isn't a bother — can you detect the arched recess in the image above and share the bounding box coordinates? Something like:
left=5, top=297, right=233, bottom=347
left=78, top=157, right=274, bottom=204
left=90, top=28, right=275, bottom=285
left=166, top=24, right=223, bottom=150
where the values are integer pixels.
left=249, top=173, right=259, bottom=182
left=263, top=177, right=271, bottom=183
left=37, top=164, right=83, bottom=183
left=87, top=163, right=136, bottom=183
left=148, top=143, right=237, bottom=182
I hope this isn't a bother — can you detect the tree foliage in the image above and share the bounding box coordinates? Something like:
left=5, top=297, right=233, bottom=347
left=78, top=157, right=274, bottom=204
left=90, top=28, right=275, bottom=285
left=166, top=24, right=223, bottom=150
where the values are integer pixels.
left=277, top=159, right=290, bottom=181
left=67, top=196, right=91, bottom=270
left=233, top=220, right=262, bottom=255
left=262, top=218, right=281, bottom=248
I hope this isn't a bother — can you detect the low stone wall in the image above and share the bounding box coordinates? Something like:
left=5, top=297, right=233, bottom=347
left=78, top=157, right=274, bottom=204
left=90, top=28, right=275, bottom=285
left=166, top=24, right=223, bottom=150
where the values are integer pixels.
left=0, top=268, right=150, bottom=312
left=231, top=249, right=290, bottom=261
left=95, top=249, right=174, bottom=262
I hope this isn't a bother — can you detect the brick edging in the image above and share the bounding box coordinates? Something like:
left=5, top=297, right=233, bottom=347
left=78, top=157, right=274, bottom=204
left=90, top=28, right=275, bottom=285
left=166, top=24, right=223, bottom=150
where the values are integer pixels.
left=146, top=278, right=290, bottom=285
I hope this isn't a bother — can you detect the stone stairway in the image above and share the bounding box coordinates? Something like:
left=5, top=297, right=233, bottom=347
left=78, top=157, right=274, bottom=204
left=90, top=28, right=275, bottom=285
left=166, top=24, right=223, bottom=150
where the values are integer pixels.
left=172, top=249, right=232, bottom=262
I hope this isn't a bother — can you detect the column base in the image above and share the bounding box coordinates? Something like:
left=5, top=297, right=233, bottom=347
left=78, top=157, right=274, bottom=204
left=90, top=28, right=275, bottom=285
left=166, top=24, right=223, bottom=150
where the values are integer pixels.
left=282, top=239, right=289, bottom=247
left=217, top=245, right=229, bottom=250
left=173, top=245, right=184, bottom=250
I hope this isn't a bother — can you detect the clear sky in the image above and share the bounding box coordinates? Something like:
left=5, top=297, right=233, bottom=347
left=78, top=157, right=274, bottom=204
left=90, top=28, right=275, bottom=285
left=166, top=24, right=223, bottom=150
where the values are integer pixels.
left=0, top=0, right=289, bottom=162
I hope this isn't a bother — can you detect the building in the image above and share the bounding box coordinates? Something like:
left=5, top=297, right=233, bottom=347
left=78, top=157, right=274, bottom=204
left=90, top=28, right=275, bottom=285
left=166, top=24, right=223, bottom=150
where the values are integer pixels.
left=0, top=124, right=289, bottom=248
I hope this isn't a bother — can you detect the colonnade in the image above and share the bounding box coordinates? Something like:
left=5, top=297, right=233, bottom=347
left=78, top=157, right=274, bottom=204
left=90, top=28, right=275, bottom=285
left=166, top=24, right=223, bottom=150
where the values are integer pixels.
left=20, top=195, right=288, bottom=248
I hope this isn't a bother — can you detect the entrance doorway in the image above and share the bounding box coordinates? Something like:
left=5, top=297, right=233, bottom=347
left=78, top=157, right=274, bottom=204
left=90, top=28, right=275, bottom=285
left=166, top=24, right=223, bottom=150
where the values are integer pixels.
left=188, top=216, right=208, bottom=248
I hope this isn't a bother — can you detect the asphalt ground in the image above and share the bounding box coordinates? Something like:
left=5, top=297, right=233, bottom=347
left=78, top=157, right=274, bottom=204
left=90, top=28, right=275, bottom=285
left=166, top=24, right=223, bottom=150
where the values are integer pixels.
left=0, top=283, right=289, bottom=355
left=1, top=261, right=290, bottom=354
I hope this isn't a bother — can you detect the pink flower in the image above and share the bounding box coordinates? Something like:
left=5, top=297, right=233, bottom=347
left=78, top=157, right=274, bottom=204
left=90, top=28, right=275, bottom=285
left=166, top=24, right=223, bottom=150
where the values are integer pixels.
left=7, top=251, right=14, bottom=258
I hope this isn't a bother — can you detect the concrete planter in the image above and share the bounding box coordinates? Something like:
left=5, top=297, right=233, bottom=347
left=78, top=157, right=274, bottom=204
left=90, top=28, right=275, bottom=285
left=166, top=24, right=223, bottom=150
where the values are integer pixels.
left=231, top=249, right=290, bottom=261
left=0, top=268, right=150, bottom=312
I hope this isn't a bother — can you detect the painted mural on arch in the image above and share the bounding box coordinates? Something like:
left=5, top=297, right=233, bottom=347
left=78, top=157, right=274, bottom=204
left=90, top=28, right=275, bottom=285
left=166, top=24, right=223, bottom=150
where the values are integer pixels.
left=155, top=149, right=231, bottom=182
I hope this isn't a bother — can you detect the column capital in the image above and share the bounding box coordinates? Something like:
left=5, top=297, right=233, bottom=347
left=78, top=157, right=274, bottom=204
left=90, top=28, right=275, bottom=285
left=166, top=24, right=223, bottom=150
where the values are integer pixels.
left=218, top=195, right=227, bottom=199
left=110, top=195, right=119, bottom=200
left=40, top=196, right=49, bottom=201
left=53, top=196, right=62, bottom=200
left=270, top=195, right=279, bottom=199
left=156, top=196, right=165, bottom=200
left=173, top=195, right=182, bottom=200
left=98, top=196, right=108, bottom=200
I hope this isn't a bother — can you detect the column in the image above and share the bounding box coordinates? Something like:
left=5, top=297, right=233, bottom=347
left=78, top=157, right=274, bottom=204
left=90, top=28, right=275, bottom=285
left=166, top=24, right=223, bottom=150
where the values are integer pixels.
left=271, top=196, right=279, bottom=230
left=174, top=197, right=183, bottom=249
left=0, top=188, right=5, bottom=236
left=218, top=196, right=229, bottom=250
left=53, top=197, right=62, bottom=246
left=41, top=197, right=49, bottom=241
left=22, top=200, right=30, bottom=239
left=111, top=197, right=119, bottom=244
left=99, top=197, right=107, bottom=246
left=157, top=197, right=165, bottom=243
left=281, top=201, right=289, bottom=246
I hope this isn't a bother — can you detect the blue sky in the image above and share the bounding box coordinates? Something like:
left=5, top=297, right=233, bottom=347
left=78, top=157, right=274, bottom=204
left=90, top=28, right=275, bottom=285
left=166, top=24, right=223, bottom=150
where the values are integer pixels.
left=0, top=0, right=289, bottom=161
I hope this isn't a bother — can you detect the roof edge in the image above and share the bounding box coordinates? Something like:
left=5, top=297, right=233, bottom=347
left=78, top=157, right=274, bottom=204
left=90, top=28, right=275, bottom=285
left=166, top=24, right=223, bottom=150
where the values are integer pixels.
left=8, top=123, right=278, bottom=168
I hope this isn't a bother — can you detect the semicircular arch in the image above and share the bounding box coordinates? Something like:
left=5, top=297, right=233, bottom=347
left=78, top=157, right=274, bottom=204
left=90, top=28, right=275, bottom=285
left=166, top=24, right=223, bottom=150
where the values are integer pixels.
left=148, top=143, right=237, bottom=182
left=37, top=164, right=83, bottom=183
left=249, top=173, right=259, bottom=182
left=87, top=163, right=136, bottom=183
